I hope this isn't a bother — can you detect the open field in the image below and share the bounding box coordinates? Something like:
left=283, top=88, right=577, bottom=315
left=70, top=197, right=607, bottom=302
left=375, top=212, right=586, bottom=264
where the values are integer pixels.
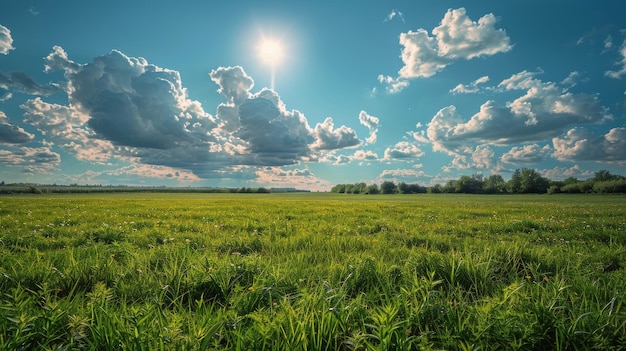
left=0, top=193, right=624, bottom=350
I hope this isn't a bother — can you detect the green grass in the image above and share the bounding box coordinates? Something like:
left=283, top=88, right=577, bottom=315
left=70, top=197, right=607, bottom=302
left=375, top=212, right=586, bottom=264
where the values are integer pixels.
left=0, top=193, right=624, bottom=350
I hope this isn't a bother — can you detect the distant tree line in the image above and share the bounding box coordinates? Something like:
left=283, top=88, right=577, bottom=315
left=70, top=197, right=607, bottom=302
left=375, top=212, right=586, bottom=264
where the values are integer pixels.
left=548, top=170, right=626, bottom=194
left=331, top=169, right=626, bottom=195
left=330, top=181, right=427, bottom=194
left=0, top=183, right=275, bottom=195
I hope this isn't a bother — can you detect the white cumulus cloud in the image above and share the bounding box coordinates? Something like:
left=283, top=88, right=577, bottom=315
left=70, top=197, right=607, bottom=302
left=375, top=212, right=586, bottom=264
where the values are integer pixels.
left=45, top=46, right=216, bottom=149
left=383, top=141, right=425, bottom=160
left=311, top=117, right=360, bottom=150
left=381, top=8, right=511, bottom=93
left=353, top=149, right=378, bottom=161
left=236, top=95, right=314, bottom=165
left=0, top=111, right=34, bottom=144
left=540, top=164, right=594, bottom=180
left=0, top=24, right=14, bottom=55
left=432, top=8, right=512, bottom=59
left=471, top=145, right=495, bottom=169
left=22, top=47, right=367, bottom=184
left=377, top=169, right=427, bottom=183
left=21, top=98, right=115, bottom=163
left=0, top=146, right=60, bottom=173
left=255, top=166, right=331, bottom=191
left=500, top=144, right=552, bottom=164
left=427, top=71, right=609, bottom=155
left=552, top=127, right=626, bottom=164
left=358, top=110, right=379, bottom=144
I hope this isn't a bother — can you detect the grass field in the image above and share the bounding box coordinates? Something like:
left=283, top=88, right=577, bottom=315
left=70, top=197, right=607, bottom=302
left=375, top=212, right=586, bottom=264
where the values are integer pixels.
left=0, top=193, right=624, bottom=350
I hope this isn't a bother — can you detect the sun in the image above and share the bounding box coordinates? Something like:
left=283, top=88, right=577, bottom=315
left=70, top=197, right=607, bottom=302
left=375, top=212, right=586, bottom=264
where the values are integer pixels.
left=255, top=32, right=290, bottom=90
left=257, top=38, right=284, bottom=67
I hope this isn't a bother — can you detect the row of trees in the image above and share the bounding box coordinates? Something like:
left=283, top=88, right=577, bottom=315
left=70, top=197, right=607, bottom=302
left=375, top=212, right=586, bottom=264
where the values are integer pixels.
left=331, top=169, right=626, bottom=195
left=0, top=183, right=273, bottom=194
left=331, top=182, right=427, bottom=194
left=550, top=170, right=626, bottom=194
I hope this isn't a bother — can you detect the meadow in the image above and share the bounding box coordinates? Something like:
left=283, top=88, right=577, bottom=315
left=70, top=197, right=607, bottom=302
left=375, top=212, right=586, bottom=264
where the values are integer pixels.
left=0, top=193, right=624, bottom=350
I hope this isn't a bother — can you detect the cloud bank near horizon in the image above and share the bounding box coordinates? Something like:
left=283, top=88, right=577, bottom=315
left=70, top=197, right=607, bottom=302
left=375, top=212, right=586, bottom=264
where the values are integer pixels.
left=6, top=46, right=363, bottom=184
left=1, top=44, right=623, bottom=188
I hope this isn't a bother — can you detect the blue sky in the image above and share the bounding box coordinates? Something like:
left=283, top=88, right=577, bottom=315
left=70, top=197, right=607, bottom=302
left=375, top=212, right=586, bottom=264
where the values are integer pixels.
left=1, top=1, right=625, bottom=190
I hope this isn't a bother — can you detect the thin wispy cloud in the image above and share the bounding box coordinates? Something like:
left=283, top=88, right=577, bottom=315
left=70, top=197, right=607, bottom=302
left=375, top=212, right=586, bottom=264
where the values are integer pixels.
left=450, top=76, right=490, bottom=94
left=358, top=111, right=379, bottom=144
left=605, top=37, right=626, bottom=79
left=385, top=9, right=405, bottom=23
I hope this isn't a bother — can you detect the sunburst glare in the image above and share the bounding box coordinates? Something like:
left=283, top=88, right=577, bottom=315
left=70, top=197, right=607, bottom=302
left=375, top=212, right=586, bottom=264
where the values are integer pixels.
left=257, top=37, right=285, bottom=90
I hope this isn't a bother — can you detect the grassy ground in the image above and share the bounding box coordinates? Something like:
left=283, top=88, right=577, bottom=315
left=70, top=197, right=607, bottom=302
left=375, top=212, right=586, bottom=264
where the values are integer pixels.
left=0, top=193, right=624, bottom=350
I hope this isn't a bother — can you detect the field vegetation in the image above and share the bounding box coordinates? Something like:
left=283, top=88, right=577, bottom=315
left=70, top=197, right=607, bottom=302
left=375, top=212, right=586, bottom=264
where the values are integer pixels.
left=0, top=193, right=624, bottom=350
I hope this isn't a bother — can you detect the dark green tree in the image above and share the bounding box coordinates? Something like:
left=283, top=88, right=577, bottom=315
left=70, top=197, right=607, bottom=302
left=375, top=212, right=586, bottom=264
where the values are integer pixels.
left=429, top=184, right=443, bottom=193
left=442, top=180, right=456, bottom=193
left=507, top=169, right=523, bottom=193
left=367, top=184, right=379, bottom=194
left=563, top=177, right=579, bottom=185
left=519, top=168, right=549, bottom=193
left=330, top=184, right=345, bottom=193
left=594, top=170, right=618, bottom=182
left=407, top=183, right=427, bottom=193
left=380, top=181, right=397, bottom=194
left=354, top=182, right=367, bottom=194
left=344, top=184, right=354, bottom=194
left=397, top=182, right=409, bottom=194
left=455, top=175, right=484, bottom=194
left=483, top=174, right=506, bottom=194
left=593, top=179, right=626, bottom=193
